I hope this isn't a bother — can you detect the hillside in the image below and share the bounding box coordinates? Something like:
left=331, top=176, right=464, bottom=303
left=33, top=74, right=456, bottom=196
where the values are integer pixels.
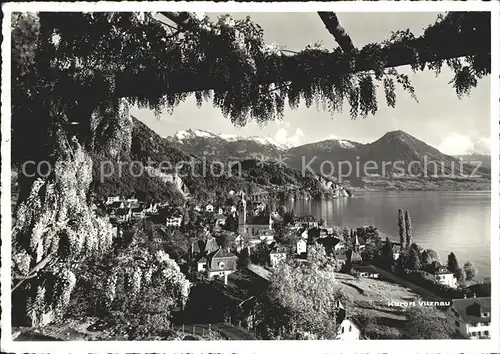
left=91, top=117, right=349, bottom=204
left=165, top=128, right=491, bottom=191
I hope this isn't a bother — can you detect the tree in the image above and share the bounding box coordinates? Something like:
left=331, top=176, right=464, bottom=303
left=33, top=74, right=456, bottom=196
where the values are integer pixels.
left=224, top=213, right=238, bottom=232
left=463, top=261, right=479, bottom=281
left=404, top=210, right=412, bottom=248
left=361, top=244, right=379, bottom=264
left=421, top=249, right=440, bottom=266
left=265, top=259, right=339, bottom=339
left=379, top=237, right=394, bottom=269
left=398, top=209, right=407, bottom=251
left=405, top=247, right=422, bottom=271
left=447, top=252, right=460, bottom=274
left=307, top=243, right=335, bottom=268
left=237, top=248, right=250, bottom=269
left=250, top=242, right=271, bottom=266
left=455, top=267, right=465, bottom=284
left=402, top=307, right=453, bottom=339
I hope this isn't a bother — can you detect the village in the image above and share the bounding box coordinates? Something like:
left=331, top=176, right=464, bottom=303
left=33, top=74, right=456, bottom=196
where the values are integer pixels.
left=100, top=189, right=491, bottom=340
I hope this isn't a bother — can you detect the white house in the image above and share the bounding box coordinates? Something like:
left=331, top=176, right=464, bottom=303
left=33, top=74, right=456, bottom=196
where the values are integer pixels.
left=215, top=216, right=226, bottom=227
left=336, top=301, right=361, bottom=340
left=420, top=262, right=457, bottom=288
left=106, top=196, right=121, bottom=205
left=447, top=296, right=491, bottom=339
left=298, top=228, right=308, bottom=240
left=392, top=245, right=402, bottom=260
left=206, top=248, right=238, bottom=284
left=218, top=207, right=224, bottom=215
left=334, top=239, right=347, bottom=251
left=270, top=249, right=286, bottom=267
left=194, top=205, right=201, bottom=212
left=352, top=265, right=380, bottom=279
left=165, top=210, right=183, bottom=227
left=166, top=216, right=182, bottom=227
left=230, top=205, right=237, bottom=213
left=296, top=239, right=307, bottom=255
left=131, top=207, right=145, bottom=219
left=235, top=235, right=245, bottom=252
left=206, top=204, right=214, bottom=213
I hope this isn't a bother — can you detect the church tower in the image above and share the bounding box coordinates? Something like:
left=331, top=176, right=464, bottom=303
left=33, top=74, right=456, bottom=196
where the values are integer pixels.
left=354, top=232, right=360, bottom=252
left=237, top=191, right=247, bottom=235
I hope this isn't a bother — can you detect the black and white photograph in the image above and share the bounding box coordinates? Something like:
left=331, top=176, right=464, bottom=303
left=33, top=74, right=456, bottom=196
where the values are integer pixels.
left=1, top=2, right=499, bottom=353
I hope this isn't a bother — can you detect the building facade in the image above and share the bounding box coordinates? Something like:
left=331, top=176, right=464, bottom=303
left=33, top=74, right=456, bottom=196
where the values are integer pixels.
left=447, top=296, right=491, bottom=339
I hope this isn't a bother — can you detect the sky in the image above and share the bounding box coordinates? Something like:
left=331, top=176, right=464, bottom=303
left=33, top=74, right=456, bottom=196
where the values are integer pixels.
left=132, top=12, right=492, bottom=155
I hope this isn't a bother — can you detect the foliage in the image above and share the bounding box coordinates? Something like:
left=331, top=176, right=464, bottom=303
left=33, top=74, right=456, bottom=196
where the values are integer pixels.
left=264, top=258, right=340, bottom=339
left=223, top=213, right=239, bottom=232
left=282, top=210, right=295, bottom=225
left=12, top=12, right=490, bottom=171
left=379, top=237, right=394, bottom=269
left=455, top=267, right=465, bottom=284
left=401, top=307, right=453, bottom=339
left=404, top=210, right=412, bottom=248
left=352, top=312, right=402, bottom=339
left=250, top=242, right=271, bottom=266
left=463, top=261, right=479, bottom=281
left=402, top=271, right=465, bottom=299
left=421, top=248, right=440, bottom=266
left=10, top=10, right=491, bottom=329
left=398, top=209, right=407, bottom=251
left=307, top=243, right=335, bottom=269
left=447, top=252, right=460, bottom=274
left=104, top=286, right=176, bottom=340
left=237, top=248, right=250, bottom=269
left=11, top=143, right=115, bottom=326
left=135, top=220, right=191, bottom=263
left=405, top=246, right=422, bottom=271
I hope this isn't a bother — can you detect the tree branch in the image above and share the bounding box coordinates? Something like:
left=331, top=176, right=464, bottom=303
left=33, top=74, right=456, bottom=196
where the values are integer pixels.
left=114, top=12, right=490, bottom=98
left=12, top=253, right=56, bottom=292
left=317, top=12, right=356, bottom=54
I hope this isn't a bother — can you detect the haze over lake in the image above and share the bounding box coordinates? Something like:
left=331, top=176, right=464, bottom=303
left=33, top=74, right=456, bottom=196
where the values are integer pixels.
left=287, top=191, right=491, bottom=278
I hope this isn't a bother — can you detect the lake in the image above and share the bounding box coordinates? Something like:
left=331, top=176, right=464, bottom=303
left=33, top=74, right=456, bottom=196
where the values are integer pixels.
left=287, top=191, right=491, bottom=278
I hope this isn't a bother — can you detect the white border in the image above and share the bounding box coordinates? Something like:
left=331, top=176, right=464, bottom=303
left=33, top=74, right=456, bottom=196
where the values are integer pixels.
left=2, top=2, right=499, bottom=353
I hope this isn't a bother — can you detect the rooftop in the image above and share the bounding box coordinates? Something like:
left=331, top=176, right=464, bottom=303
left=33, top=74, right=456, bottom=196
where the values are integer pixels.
left=451, top=297, right=491, bottom=324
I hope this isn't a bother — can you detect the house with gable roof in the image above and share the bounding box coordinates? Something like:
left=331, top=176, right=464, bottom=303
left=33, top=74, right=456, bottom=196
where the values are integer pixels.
left=420, top=261, right=457, bottom=288
left=203, top=247, right=238, bottom=284
left=447, top=296, right=491, bottom=339
left=335, top=300, right=361, bottom=340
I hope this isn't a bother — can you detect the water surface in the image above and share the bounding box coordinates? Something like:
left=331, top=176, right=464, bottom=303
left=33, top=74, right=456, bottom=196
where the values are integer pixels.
left=287, top=191, right=491, bottom=278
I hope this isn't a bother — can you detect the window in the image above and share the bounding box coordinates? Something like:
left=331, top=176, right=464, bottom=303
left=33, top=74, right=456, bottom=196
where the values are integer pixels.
left=470, top=323, right=477, bottom=327
left=349, top=325, right=352, bottom=332
left=482, top=312, right=490, bottom=317
left=341, top=327, right=344, bottom=333
left=485, top=331, right=489, bottom=336
left=471, top=331, right=477, bottom=337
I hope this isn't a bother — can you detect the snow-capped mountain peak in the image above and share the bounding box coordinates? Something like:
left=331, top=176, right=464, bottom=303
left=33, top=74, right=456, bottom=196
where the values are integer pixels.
left=174, top=128, right=216, bottom=141
left=170, top=129, right=292, bottom=150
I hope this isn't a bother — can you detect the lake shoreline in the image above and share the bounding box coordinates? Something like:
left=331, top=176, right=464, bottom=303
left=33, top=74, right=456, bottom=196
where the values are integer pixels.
left=287, top=191, right=491, bottom=278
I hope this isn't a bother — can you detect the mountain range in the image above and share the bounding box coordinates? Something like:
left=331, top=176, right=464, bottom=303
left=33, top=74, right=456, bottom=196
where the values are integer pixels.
left=166, top=128, right=491, bottom=190
left=89, top=117, right=352, bottom=203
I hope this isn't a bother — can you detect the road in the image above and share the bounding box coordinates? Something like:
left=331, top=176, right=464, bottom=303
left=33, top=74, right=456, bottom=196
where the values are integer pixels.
left=176, top=323, right=256, bottom=340
left=368, top=265, right=443, bottom=301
